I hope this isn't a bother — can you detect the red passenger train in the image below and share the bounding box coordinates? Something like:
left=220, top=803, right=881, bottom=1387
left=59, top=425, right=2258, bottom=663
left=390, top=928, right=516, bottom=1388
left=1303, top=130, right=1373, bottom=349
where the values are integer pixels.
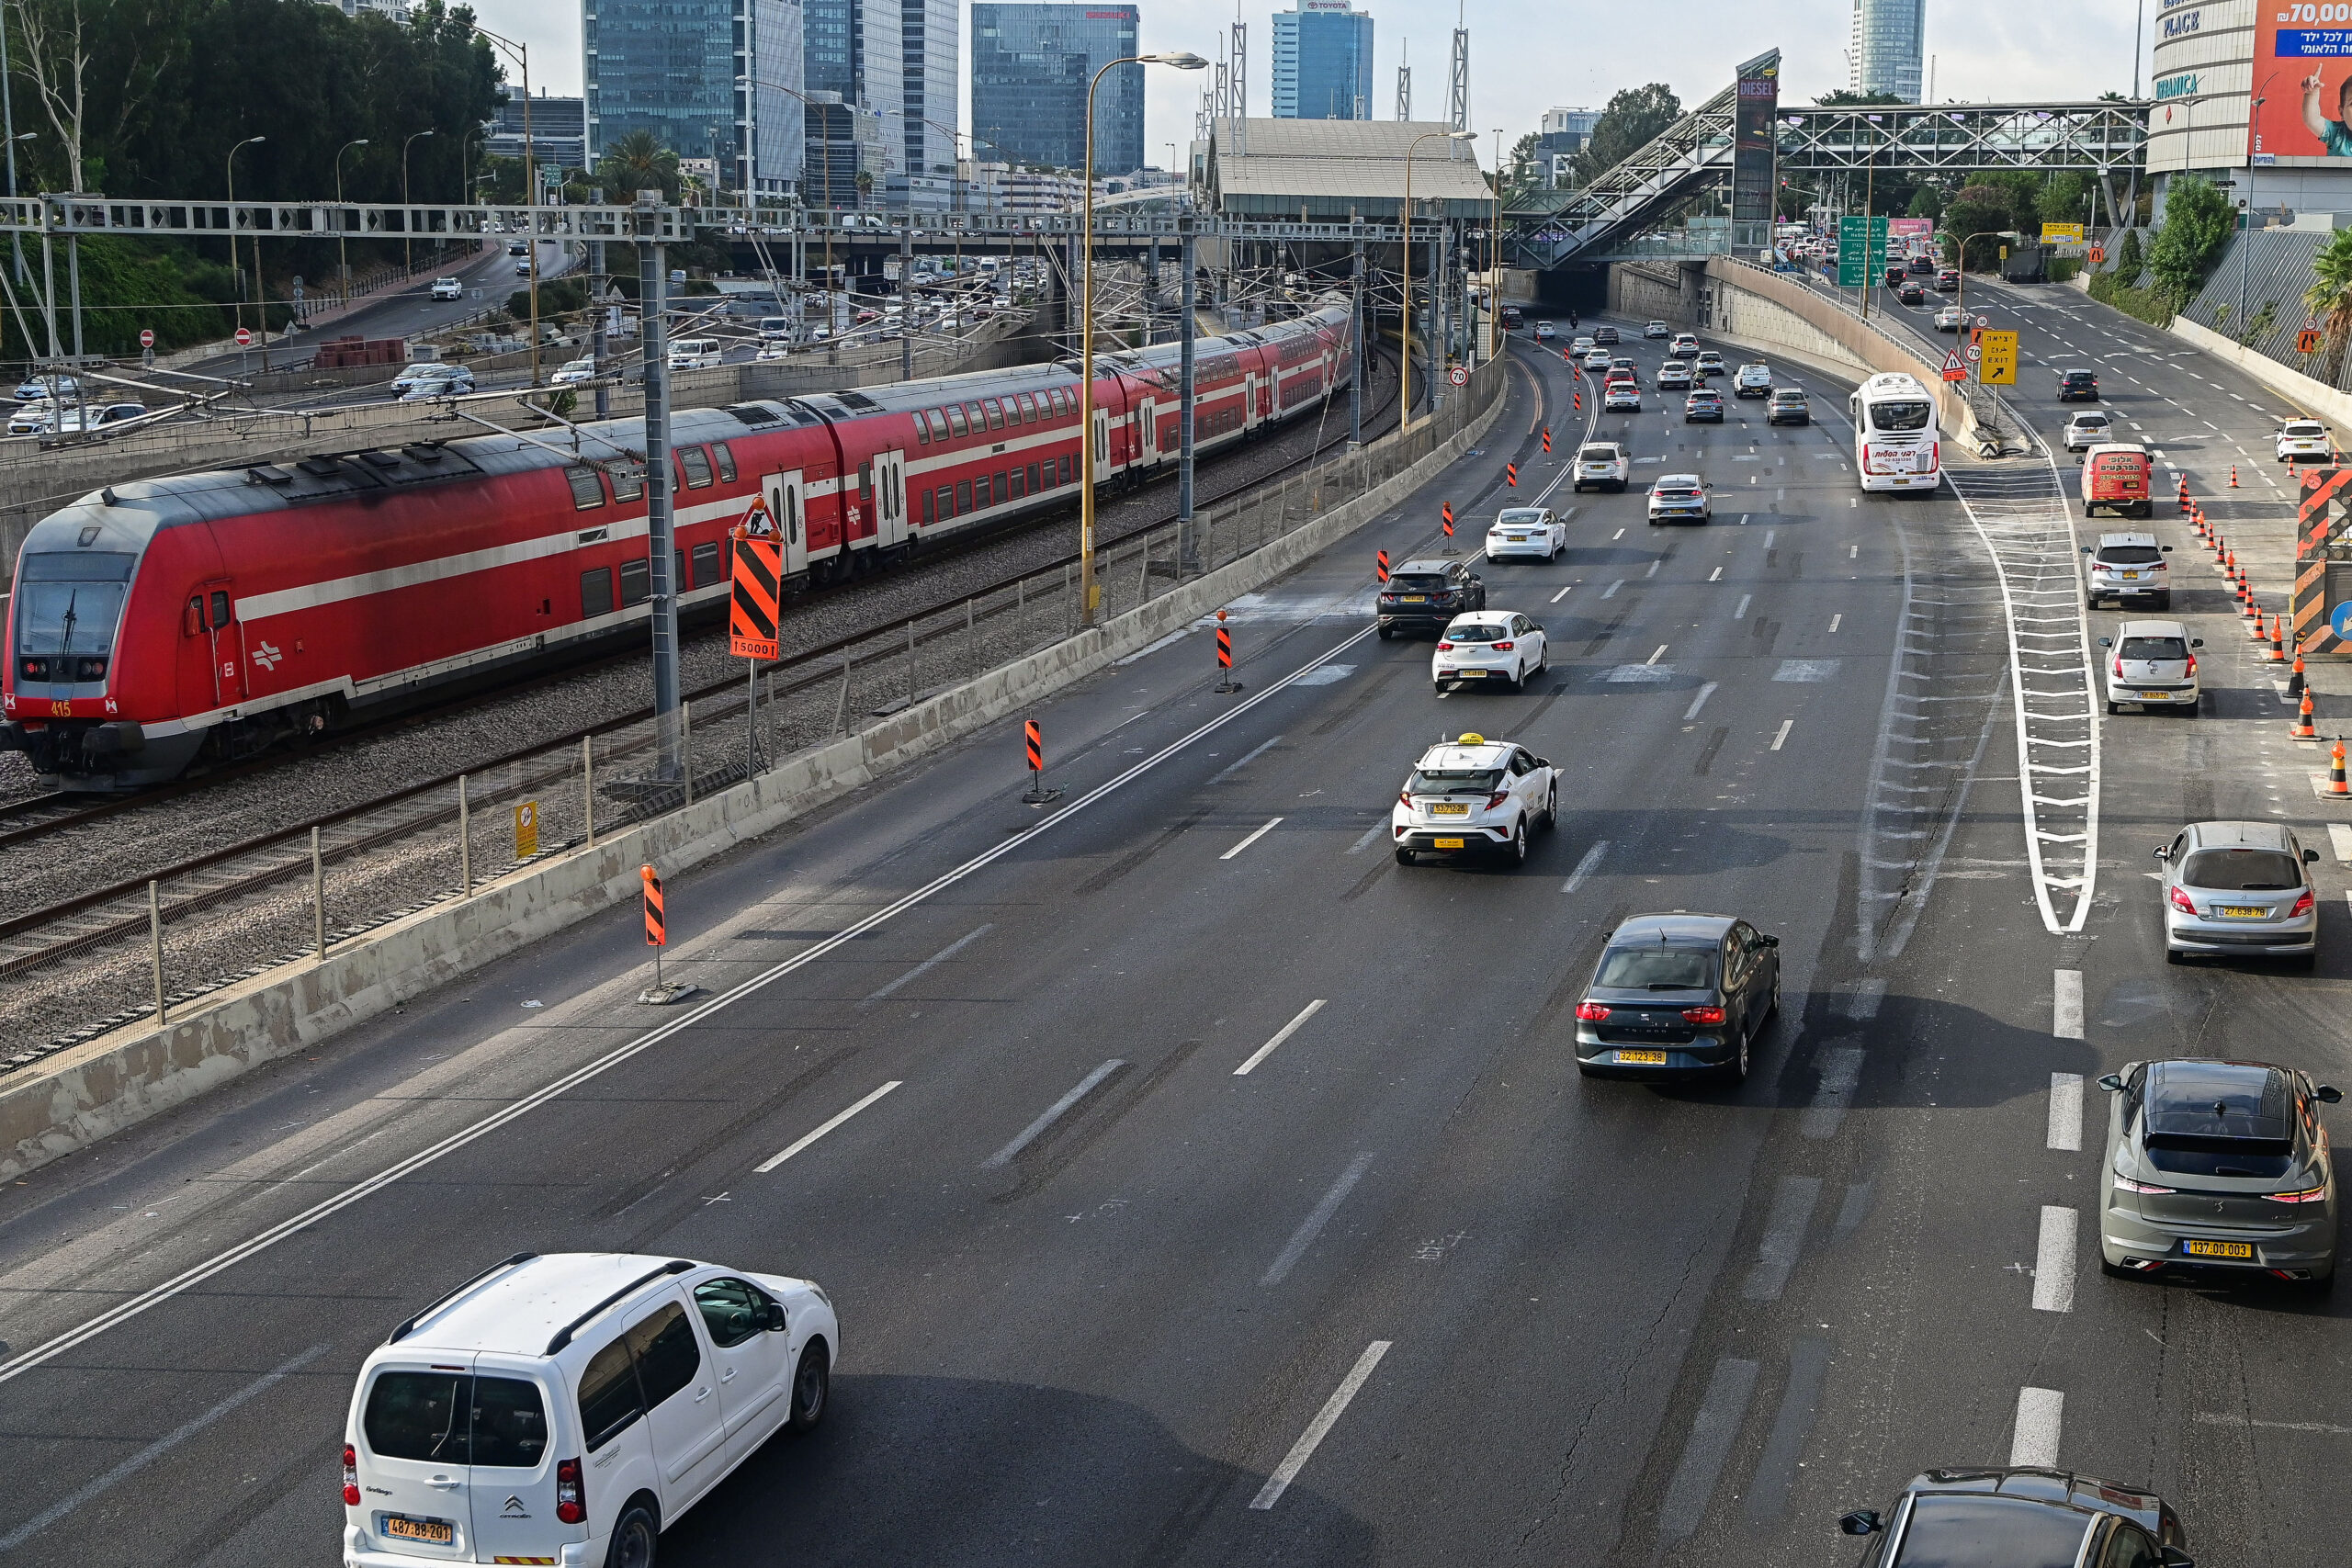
left=4, top=302, right=1354, bottom=788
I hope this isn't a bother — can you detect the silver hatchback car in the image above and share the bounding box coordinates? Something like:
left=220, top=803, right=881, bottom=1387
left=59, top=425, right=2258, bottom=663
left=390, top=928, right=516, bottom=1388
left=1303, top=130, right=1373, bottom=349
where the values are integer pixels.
left=2156, top=821, right=2320, bottom=964
left=2098, top=1057, right=2341, bottom=1285
left=2099, top=619, right=2199, bottom=713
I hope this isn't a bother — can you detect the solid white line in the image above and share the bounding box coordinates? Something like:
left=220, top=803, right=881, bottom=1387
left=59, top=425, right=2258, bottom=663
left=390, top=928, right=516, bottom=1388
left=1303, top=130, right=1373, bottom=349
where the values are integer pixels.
left=2330, top=823, right=2352, bottom=863
left=2032, top=1206, right=2077, bottom=1313
left=1734, top=592, right=1752, bottom=619
left=1684, top=682, right=1719, bottom=720
left=1235, top=999, right=1329, bottom=1077
left=2010, top=1387, right=2064, bottom=1468
left=0, top=1342, right=329, bottom=1552
left=1561, top=839, right=1610, bottom=894
left=1248, top=1339, right=1393, bottom=1508
left=754, top=1081, right=903, bottom=1172
left=0, top=620, right=1393, bottom=1390
left=2052, top=969, right=2084, bottom=1039
left=1222, top=816, right=1284, bottom=859
left=982, top=1058, right=1125, bottom=1168
left=2047, top=1072, right=2084, bottom=1152
left=1550, top=583, right=1574, bottom=603
left=1647, top=644, right=1668, bottom=664
left=1262, top=1151, right=1376, bottom=1285
left=1770, top=719, right=1793, bottom=750
left=1346, top=823, right=1385, bottom=854
left=862, top=924, right=994, bottom=1003
left=1612, top=527, right=1626, bottom=540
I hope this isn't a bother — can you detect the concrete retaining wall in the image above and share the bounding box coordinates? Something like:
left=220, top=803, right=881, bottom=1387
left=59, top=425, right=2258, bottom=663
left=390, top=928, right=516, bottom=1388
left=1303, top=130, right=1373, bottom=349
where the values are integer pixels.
left=2169, top=312, right=2352, bottom=428
left=0, top=373, right=1508, bottom=1180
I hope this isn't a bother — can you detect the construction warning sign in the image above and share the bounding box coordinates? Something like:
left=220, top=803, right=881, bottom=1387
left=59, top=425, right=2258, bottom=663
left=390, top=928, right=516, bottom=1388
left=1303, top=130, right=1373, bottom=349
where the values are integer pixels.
left=1940, top=349, right=1967, bottom=384
left=729, top=535, right=784, bottom=660
left=1975, top=329, right=2018, bottom=386
left=2298, top=328, right=2324, bottom=355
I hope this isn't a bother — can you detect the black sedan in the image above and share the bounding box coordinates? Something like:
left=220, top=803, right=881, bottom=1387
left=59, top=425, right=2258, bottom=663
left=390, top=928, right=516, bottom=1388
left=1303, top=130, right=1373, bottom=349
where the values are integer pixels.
left=2058, top=367, right=2099, bottom=401
left=1840, top=1468, right=2188, bottom=1568
left=1898, top=282, right=1926, bottom=305
left=1573, top=914, right=1780, bottom=1082
left=1682, top=389, right=1725, bottom=423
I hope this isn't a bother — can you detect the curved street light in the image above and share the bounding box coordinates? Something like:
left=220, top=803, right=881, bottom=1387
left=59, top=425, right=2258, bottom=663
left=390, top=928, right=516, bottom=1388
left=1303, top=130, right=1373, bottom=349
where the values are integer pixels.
left=472, top=24, right=539, bottom=384
left=401, top=129, right=435, bottom=277
left=334, top=138, right=369, bottom=303
left=227, top=135, right=266, bottom=359
left=1401, top=130, right=1476, bottom=435
left=1079, top=50, right=1207, bottom=626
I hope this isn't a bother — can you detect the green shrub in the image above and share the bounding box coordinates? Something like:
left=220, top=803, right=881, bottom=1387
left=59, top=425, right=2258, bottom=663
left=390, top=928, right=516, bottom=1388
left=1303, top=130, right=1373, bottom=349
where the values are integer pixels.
left=2087, top=269, right=2173, bottom=327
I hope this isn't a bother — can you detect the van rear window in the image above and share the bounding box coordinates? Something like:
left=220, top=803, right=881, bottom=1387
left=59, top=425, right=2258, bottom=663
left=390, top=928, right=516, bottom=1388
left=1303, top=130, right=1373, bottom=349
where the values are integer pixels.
left=364, top=1372, right=548, bottom=1468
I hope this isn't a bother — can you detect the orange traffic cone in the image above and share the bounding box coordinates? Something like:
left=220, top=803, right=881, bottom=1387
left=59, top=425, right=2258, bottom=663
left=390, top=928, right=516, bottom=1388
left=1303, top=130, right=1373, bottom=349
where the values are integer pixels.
left=2251, top=605, right=2268, bottom=641
left=2292, top=652, right=2309, bottom=698
left=2270, top=617, right=2287, bottom=662
left=2294, top=689, right=2319, bottom=739
left=2331, top=739, right=2350, bottom=795
left=2177, top=476, right=2190, bottom=513
left=2231, top=465, right=2241, bottom=488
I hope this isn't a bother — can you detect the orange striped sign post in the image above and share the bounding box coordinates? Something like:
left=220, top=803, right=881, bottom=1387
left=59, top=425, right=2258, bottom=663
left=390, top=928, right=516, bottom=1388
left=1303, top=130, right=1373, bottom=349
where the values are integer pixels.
left=2293, top=466, right=2352, bottom=659
left=1375, top=547, right=1390, bottom=583
left=1506, top=461, right=1519, bottom=488
left=1542, top=427, right=1552, bottom=456
left=1021, top=717, right=1061, bottom=805
left=637, top=864, right=694, bottom=1004
left=730, top=497, right=785, bottom=780
left=1216, top=608, right=1241, bottom=694
left=1442, top=502, right=1454, bottom=538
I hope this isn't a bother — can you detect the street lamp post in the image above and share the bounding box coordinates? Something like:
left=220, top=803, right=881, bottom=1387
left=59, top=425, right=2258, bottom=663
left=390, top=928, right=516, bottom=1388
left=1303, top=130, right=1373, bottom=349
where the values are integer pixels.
left=1078, top=50, right=1206, bottom=627
left=738, top=75, right=842, bottom=343
left=401, top=129, right=435, bottom=276
left=1487, top=126, right=1503, bottom=363
left=334, top=138, right=369, bottom=304
left=227, top=135, right=266, bottom=367
left=472, top=26, right=537, bottom=383
left=1400, top=129, right=1477, bottom=435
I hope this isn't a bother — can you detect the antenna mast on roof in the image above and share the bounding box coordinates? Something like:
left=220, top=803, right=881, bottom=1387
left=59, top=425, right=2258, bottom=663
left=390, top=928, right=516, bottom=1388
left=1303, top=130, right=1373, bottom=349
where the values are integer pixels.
left=1396, top=39, right=1410, bottom=121
left=1230, top=16, right=1248, bottom=155
left=1446, top=4, right=1469, bottom=155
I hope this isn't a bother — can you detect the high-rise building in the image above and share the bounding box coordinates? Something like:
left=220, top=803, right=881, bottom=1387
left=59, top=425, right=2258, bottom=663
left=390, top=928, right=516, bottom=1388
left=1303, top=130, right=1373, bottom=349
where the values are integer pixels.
left=1271, top=0, right=1374, bottom=122
left=899, top=0, right=960, bottom=203
left=487, top=93, right=589, bottom=175
left=804, top=0, right=901, bottom=205
left=970, top=3, right=1144, bottom=176
left=584, top=0, right=803, bottom=196
left=1847, top=0, right=1924, bottom=103
left=1533, top=105, right=1599, bottom=186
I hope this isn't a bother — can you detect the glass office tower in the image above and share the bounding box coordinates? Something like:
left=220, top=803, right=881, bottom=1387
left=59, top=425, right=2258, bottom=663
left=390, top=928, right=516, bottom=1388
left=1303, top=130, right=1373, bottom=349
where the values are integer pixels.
left=970, top=3, right=1143, bottom=175
left=1848, top=0, right=1925, bottom=103
left=1271, top=0, right=1374, bottom=121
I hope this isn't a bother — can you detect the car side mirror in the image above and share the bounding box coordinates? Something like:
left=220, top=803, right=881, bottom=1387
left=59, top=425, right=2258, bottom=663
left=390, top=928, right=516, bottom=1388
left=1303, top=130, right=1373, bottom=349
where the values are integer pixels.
left=2158, top=1551, right=2195, bottom=1568
left=1535, top=758, right=1553, bottom=769
left=2154, top=845, right=2170, bottom=860
left=1838, top=1510, right=1882, bottom=1537
left=2162, top=545, right=2174, bottom=552
left=2098, top=1073, right=2125, bottom=1092
left=2098, top=637, right=2113, bottom=648
left=2190, top=638, right=2203, bottom=648
left=2316, top=1085, right=2344, bottom=1103
left=766, top=1303, right=788, bottom=1331
left=2081, top=546, right=2093, bottom=555
left=2305, top=848, right=2321, bottom=863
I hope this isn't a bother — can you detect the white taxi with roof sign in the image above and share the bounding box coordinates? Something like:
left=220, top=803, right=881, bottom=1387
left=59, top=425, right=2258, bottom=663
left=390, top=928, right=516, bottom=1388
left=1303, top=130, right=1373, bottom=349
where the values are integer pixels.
left=1391, top=733, right=1558, bottom=865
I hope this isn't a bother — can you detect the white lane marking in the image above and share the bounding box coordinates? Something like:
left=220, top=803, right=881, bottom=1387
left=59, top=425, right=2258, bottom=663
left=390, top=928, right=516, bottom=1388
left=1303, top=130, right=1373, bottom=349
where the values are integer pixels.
left=1843, top=979, right=1888, bottom=1021
left=1561, top=839, right=1611, bottom=894
left=1849, top=543, right=1859, bottom=558
left=862, top=924, right=994, bottom=1003
left=1645, top=558, right=1663, bottom=578
left=1802, top=1048, right=1865, bottom=1139
left=1764, top=529, right=1777, bottom=548
left=0, top=1343, right=331, bottom=1553
left=1612, top=527, right=1626, bottom=540
left=1770, top=719, right=1794, bottom=750
left=1647, top=644, right=1669, bottom=665
left=1828, top=614, right=1842, bottom=633
left=1708, top=566, right=1724, bottom=581
left=1602, top=579, right=1624, bottom=599
left=2032, top=1206, right=2078, bottom=1312
left=2052, top=969, right=2084, bottom=1039
left=1734, top=592, right=1752, bottom=619
left=2010, top=1388, right=2064, bottom=1468
left=755, top=1081, right=903, bottom=1172
left=2330, top=823, right=2352, bottom=863
left=1347, top=823, right=1385, bottom=854
left=1551, top=583, right=1575, bottom=603
left=2192, top=1413, right=2352, bottom=1436
left=2047, top=1072, right=2084, bottom=1152
left=0, top=619, right=1387, bottom=1385
left=1222, top=816, right=1284, bottom=859
left=1250, top=1339, right=1393, bottom=1509
left=1741, top=1177, right=1824, bottom=1302
left=1261, top=1151, right=1376, bottom=1285
left=1209, top=734, right=1284, bottom=783
left=1685, top=682, right=1719, bottom=720
left=982, top=1058, right=1125, bottom=1168
left=1235, top=999, right=1329, bottom=1077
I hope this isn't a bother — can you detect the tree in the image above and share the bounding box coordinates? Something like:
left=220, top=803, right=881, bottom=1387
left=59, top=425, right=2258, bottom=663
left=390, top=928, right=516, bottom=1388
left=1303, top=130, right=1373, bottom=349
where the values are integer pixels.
left=2039, top=173, right=2090, bottom=227
left=2114, top=227, right=2143, bottom=280
left=1814, top=89, right=1905, bottom=107
left=594, top=128, right=681, bottom=203
left=2098, top=90, right=2129, bottom=103
left=1942, top=184, right=2014, bottom=270
left=1571, top=84, right=1679, bottom=186
left=2303, top=226, right=2352, bottom=383
left=1504, top=130, right=1543, bottom=198
left=1906, top=185, right=1944, bottom=220
left=2146, top=175, right=2234, bottom=306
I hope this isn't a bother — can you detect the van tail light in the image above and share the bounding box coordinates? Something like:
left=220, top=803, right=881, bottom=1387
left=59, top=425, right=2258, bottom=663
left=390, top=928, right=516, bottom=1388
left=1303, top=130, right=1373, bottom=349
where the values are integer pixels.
left=1492, top=641, right=1515, bottom=651
left=1681, top=1005, right=1727, bottom=1025
left=342, top=1444, right=359, bottom=1506
left=2293, top=889, right=2316, bottom=918
left=1486, top=791, right=1510, bottom=810
left=2168, top=886, right=2196, bottom=915
left=556, top=1456, right=585, bottom=1524
left=1574, top=1001, right=1611, bottom=1021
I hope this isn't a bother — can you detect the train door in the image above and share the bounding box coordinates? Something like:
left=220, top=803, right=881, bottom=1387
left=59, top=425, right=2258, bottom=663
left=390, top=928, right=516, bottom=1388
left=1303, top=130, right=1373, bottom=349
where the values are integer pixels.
left=1242, top=371, right=1261, bottom=431
left=1136, top=398, right=1159, bottom=467
left=1091, top=402, right=1112, bottom=479
left=762, top=469, right=810, bottom=581
left=872, top=448, right=908, bottom=550
left=179, top=580, right=244, bottom=713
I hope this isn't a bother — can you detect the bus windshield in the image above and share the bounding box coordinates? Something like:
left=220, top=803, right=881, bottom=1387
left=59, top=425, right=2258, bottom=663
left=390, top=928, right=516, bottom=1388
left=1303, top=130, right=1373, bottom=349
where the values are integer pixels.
left=1865, top=400, right=1932, bottom=433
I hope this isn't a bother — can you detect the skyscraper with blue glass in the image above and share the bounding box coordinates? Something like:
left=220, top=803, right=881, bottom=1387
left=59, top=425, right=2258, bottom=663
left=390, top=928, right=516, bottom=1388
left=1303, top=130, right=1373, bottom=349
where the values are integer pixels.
left=1271, top=0, right=1374, bottom=122
left=970, top=3, right=1143, bottom=176
left=584, top=0, right=805, bottom=197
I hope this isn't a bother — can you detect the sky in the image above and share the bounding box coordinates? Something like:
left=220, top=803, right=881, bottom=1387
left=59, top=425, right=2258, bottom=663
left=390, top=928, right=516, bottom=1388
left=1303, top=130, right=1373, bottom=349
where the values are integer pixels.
left=475, top=0, right=2150, bottom=170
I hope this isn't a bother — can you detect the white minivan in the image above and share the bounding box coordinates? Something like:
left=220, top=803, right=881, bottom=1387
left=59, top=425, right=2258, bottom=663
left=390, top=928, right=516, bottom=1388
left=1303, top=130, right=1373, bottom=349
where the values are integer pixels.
left=666, top=338, right=722, bottom=370
left=341, top=1252, right=837, bottom=1568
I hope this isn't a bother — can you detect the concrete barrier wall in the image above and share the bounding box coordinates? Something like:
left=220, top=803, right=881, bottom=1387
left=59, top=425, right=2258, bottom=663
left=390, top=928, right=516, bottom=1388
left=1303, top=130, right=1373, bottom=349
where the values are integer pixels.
left=1699, top=260, right=1975, bottom=437
left=0, top=373, right=1508, bottom=1179
left=2170, top=312, right=2352, bottom=428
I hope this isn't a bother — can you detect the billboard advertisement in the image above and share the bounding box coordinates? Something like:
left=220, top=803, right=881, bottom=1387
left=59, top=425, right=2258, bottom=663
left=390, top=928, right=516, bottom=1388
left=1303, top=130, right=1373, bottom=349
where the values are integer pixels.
left=1732, top=50, right=1779, bottom=225
left=1888, top=217, right=1933, bottom=239
left=2253, top=9, right=2352, bottom=160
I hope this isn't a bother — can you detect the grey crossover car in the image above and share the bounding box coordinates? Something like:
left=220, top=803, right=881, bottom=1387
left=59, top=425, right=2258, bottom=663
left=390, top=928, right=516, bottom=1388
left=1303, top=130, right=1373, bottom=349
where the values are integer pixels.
left=2097, top=1057, right=2340, bottom=1284
left=1838, top=1468, right=2188, bottom=1567
left=2155, top=821, right=2319, bottom=964
left=1573, top=914, right=1779, bottom=1082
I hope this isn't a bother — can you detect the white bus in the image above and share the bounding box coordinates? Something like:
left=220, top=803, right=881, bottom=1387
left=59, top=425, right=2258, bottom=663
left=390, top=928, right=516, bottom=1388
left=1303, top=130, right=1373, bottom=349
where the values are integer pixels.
left=1849, top=371, right=1942, bottom=492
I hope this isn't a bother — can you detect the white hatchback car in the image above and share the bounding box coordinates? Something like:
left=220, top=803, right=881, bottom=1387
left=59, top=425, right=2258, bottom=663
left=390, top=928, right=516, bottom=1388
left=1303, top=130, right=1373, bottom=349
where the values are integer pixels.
left=2064, top=410, right=2114, bottom=452
left=1669, top=332, right=1700, bottom=357
left=1433, top=613, right=1548, bottom=690
left=1486, top=506, right=1566, bottom=560
left=1645, top=321, right=1670, bottom=338
left=1602, top=381, right=1642, bottom=412
left=1574, top=442, right=1632, bottom=492
left=2100, top=619, right=2200, bottom=714
left=1391, top=732, right=1559, bottom=864
left=1648, top=473, right=1711, bottom=524
left=342, top=1252, right=837, bottom=1568
left=1533, top=320, right=1555, bottom=341
left=1570, top=335, right=1596, bottom=357
left=1582, top=347, right=1612, bottom=370
left=2278, top=419, right=2333, bottom=463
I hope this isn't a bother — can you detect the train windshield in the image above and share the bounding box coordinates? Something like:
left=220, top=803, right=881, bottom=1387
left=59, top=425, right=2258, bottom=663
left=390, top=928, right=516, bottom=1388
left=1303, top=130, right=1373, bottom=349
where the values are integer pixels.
left=14, top=550, right=133, bottom=660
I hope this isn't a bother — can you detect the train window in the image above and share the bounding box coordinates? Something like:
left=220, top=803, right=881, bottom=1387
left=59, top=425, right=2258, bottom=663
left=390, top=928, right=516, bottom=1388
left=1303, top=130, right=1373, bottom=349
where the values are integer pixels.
left=922, top=489, right=935, bottom=525
left=858, top=463, right=872, bottom=500
left=936, top=484, right=954, bottom=518
left=210, top=591, right=232, bottom=627
left=1010, top=466, right=1025, bottom=501
left=925, top=410, right=950, bottom=441
left=1060, top=456, right=1072, bottom=485
left=992, top=472, right=1008, bottom=506
left=710, top=442, right=737, bottom=482
left=609, top=462, right=645, bottom=503
left=911, top=413, right=928, bottom=446
left=1012, top=393, right=1032, bottom=422
left=984, top=400, right=1004, bottom=431
left=1026, top=462, right=1039, bottom=493
left=184, top=596, right=206, bottom=635
left=956, top=479, right=972, bottom=513
left=675, top=550, right=687, bottom=593
left=691, top=542, right=720, bottom=588
left=945, top=405, right=967, bottom=438
left=783, top=488, right=799, bottom=542
left=965, top=401, right=986, bottom=431
left=680, top=446, right=714, bottom=490
left=580, top=567, right=615, bottom=618
left=566, top=466, right=605, bottom=510
left=618, top=558, right=650, bottom=607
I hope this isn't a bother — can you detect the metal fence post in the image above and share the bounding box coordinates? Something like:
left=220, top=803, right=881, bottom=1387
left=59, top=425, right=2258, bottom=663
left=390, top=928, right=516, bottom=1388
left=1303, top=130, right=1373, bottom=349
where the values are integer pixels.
left=833, top=651, right=854, bottom=734
left=149, top=880, right=165, bottom=1024
left=582, top=736, right=596, bottom=848
left=906, top=618, right=917, bottom=704
left=682, top=700, right=695, bottom=806
left=312, top=826, right=326, bottom=959
left=458, top=773, right=472, bottom=897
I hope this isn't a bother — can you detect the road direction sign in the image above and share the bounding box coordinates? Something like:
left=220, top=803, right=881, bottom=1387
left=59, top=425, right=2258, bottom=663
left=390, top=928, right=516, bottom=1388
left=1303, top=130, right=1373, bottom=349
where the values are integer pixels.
left=1940, top=350, right=1968, bottom=383
left=1837, top=215, right=1889, bottom=288
left=234, top=327, right=252, bottom=347
left=1448, top=366, right=1469, bottom=387
left=139, top=329, right=153, bottom=348
left=1977, top=328, right=2019, bottom=386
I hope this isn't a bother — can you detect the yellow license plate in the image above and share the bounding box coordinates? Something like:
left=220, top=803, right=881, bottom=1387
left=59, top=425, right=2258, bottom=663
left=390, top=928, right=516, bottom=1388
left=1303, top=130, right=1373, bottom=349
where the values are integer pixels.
left=2140, top=690, right=2172, bottom=699
left=1432, top=837, right=1466, bottom=850
left=385, top=1516, right=456, bottom=1545
left=1398, top=595, right=1427, bottom=603
left=2184, top=1239, right=2254, bottom=1258
left=2217, top=906, right=2266, bottom=919
left=1615, top=1048, right=1668, bottom=1065
left=1430, top=803, right=1469, bottom=816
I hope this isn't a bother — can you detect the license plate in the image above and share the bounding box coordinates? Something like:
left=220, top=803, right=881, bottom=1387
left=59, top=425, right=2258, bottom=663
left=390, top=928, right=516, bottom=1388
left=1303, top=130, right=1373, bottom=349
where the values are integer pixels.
left=1615, top=1048, right=1669, bottom=1065
left=2217, top=905, right=2267, bottom=919
left=1458, top=670, right=1489, bottom=678
left=2184, top=1238, right=2255, bottom=1259
left=384, top=1516, right=456, bottom=1546
left=1430, top=803, right=1469, bottom=817
left=1504, top=535, right=1528, bottom=541
left=1432, top=837, right=1465, bottom=850
left=2119, top=570, right=2140, bottom=580
left=2140, top=690, right=2172, bottom=700
left=1399, top=595, right=1427, bottom=603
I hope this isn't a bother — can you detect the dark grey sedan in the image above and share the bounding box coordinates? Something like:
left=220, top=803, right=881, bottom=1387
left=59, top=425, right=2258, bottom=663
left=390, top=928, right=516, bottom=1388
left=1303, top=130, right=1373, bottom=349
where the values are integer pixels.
left=1573, top=914, right=1780, bottom=1082
left=1838, top=1468, right=2188, bottom=1567
left=2098, top=1057, right=2340, bottom=1286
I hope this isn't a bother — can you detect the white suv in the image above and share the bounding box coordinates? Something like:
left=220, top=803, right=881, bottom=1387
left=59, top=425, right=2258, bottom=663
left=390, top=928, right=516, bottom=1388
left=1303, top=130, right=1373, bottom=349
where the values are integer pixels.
left=1574, top=442, right=1631, bottom=492
left=1669, top=332, right=1700, bottom=357
left=2278, top=419, right=2332, bottom=463
left=1391, top=733, right=1558, bottom=865
left=430, top=277, right=463, bottom=301
left=2083, top=532, right=2172, bottom=611
left=342, top=1252, right=838, bottom=1568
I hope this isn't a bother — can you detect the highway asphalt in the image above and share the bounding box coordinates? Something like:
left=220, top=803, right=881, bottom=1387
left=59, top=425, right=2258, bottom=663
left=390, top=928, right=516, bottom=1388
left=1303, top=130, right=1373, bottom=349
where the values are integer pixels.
left=0, top=290, right=2345, bottom=1568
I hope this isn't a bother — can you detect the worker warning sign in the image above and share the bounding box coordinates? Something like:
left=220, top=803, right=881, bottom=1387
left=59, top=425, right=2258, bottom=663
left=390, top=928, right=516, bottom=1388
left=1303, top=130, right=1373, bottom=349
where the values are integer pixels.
left=729, top=536, right=784, bottom=660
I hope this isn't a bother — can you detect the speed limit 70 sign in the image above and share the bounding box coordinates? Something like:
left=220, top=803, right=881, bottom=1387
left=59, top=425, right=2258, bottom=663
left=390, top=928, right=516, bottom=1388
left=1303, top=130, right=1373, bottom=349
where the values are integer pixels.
left=1448, top=366, right=1468, bottom=387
